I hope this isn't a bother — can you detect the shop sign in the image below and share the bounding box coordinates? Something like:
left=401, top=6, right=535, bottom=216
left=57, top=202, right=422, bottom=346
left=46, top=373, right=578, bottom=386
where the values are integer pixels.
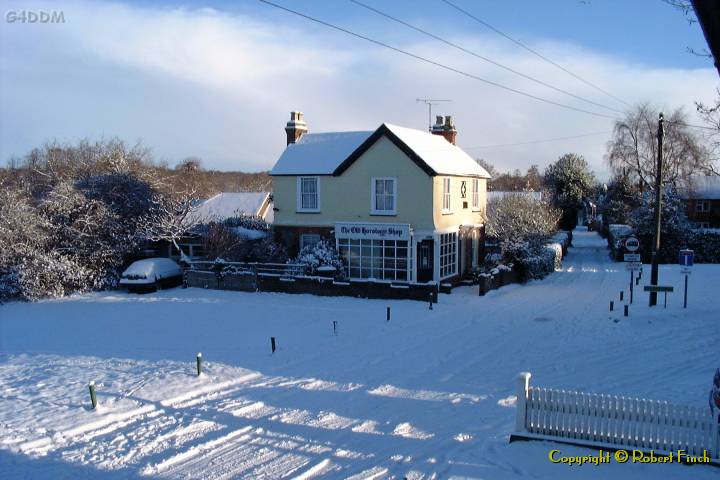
left=335, top=222, right=410, bottom=241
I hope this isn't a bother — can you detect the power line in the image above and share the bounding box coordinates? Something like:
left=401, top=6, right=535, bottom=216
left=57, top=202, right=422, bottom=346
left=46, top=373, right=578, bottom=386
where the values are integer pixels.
left=665, top=120, right=717, bottom=131
left=460, top=130, right=613, bottom=150
left=440, top=0, right=631, bottom=108
left=257, top=0, right=620, bottom=120
left=350, top=0, right=625, bottom=115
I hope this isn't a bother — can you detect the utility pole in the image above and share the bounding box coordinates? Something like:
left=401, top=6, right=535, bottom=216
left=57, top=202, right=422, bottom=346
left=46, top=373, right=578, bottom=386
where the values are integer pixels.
left=416, top=98, right=452, bottom=131
left=649, top=113, right=664, bottom=306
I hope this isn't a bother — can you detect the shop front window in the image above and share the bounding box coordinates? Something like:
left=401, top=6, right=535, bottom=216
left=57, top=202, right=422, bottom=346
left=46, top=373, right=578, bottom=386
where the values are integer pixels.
left=338, top=238, right=411, bottom=281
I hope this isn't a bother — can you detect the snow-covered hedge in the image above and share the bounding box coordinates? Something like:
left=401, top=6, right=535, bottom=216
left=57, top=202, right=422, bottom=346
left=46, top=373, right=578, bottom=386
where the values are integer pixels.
left=687, top=230, right=720, bottom=263
left=200, top=214, right=284, bottom=264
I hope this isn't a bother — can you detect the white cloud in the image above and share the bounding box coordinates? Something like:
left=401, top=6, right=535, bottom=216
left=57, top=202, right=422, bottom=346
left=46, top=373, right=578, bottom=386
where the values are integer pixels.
left=1, top=0, right=717, bottom=178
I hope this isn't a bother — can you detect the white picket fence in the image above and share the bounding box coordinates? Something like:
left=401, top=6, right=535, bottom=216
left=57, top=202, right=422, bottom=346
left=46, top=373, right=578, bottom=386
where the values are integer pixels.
left=512, top=372, right=720, bottom=464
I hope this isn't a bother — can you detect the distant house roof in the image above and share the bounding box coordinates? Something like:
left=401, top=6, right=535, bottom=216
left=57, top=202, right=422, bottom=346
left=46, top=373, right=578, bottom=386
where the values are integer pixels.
left=190, top=192, right=273, bottom=223
left=270, top=123, right=491, bottom=178
left=487, top=190, right=543, bottom=202
left=680, top=176, right=720, bottom=200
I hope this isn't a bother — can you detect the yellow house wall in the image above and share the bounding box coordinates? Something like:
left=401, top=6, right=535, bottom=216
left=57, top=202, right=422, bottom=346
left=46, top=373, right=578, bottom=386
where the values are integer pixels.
left=272, top=136, right=435, bottom=230
left=432, top=176, right=487, bottom=230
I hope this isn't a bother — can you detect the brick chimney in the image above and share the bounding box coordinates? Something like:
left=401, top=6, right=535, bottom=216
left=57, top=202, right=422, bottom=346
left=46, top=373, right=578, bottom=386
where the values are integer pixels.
left=285, top=111, right=307, bottom=146
left=431, top=114, right=457, bottom=145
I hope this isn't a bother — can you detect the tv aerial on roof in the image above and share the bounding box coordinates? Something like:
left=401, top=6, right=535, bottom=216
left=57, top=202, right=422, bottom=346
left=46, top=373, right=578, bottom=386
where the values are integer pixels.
left=416, top=98, right=452, bottom=131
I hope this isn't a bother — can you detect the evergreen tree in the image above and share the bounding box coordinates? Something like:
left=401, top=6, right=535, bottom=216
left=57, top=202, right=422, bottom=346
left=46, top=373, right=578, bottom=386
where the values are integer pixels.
left=544, top=153, right=595, bottom=230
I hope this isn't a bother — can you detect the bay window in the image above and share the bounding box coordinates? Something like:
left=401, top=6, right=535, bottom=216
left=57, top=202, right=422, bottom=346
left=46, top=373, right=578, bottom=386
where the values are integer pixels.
left=439, top=231, right=457, bottom=278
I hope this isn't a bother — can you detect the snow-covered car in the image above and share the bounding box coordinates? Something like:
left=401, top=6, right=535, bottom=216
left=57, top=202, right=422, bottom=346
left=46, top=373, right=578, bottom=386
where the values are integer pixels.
left=119, top=258, right=183, bottom=293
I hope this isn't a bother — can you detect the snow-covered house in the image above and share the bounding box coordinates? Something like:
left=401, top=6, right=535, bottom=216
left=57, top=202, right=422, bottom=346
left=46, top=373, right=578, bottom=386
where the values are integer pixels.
left=270, top=112, right=490, bottom=285
left=681, top=176, right=720, bottom=229
left=189, top=192, right=273, bottom=224
left=151, top=192, right=273, bottom=261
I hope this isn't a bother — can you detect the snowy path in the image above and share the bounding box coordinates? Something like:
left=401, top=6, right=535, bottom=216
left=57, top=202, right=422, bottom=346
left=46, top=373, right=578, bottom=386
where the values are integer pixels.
left=1, top=230, right=719, bottom=479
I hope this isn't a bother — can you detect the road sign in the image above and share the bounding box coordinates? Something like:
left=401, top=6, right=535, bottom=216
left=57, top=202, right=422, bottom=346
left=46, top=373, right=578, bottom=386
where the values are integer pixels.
left=643, top=285, right=674, bottom=293
left=681, top=267, right=692, bottom=275
left=625, top=236, right=640, bottom=252
left=624, top=253, right=641, bottom=262
left=679, top=249, right=694, bottom=267
left=626, top=262, right=642, bottom=271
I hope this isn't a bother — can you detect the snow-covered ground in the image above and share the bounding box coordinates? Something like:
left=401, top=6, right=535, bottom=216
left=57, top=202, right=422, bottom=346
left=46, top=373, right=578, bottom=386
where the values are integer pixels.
left=1, top=230, right=718, bottom=479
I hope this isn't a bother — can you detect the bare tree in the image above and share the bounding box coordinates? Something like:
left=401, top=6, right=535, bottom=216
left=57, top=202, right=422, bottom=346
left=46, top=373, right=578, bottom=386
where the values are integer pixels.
left=605, top=104, right=711, bottom=189
left=142, top=192, right=202, bottom=262
left=696, top=90, right=720, bottom=175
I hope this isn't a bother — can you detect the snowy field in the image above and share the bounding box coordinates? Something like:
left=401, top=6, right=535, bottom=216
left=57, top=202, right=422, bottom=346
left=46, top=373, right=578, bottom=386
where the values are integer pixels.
left=1, top=231, right=719, bottom=479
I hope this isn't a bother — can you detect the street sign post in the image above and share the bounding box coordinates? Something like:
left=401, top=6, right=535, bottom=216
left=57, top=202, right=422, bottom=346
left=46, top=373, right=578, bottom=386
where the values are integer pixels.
left=644, top=285, right=674, bottom=308
left=624, top=237, right=641, bottom=304
left=679, top=249, right=693, bottom=308
left=625, top=262, right=642, bottom=271
left=625, top=236, right=640, bottom=252
left=643, top=285, right=674, bottom=292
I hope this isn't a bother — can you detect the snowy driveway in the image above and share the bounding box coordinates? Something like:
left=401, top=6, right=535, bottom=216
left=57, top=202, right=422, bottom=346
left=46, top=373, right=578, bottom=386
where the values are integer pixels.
left=1, top=230, right=718, bottom=479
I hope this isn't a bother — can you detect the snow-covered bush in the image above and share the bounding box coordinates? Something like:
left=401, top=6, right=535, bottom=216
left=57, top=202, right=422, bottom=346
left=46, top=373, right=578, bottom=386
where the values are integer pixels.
left=487, top=193, right=561, bottom=280
left=223, top=213, right=271, bottom=233
left=290, top=240, right=344, bottom=277
left=629, top=187, right=691, bottom=263
left=201, top=216, right=285, bottom=264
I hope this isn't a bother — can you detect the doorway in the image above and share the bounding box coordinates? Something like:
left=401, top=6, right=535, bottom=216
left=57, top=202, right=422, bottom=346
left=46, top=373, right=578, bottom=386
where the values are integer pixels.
left=416, top=239, right=434, bottom=283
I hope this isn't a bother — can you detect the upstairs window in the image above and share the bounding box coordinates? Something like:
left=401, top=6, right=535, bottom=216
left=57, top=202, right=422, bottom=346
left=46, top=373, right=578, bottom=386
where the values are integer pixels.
left=696, top=200, right=710, bottom=213
left=442, top=177, right=452, bottom=213
left=472, top=178, right=480, bottom=210
left=297, top=176, right=320, bottom=212
left=372, top=177, right=397, bottom=215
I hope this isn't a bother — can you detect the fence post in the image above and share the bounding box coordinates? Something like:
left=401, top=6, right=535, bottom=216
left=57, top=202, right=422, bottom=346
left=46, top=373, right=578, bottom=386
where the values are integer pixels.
left=515, top=372, right=531, bottom=432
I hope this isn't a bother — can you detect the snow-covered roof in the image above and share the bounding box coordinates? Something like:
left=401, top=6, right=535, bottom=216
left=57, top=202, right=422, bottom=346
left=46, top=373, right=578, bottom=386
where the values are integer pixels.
left=190, top=192, right=271, bottom=223
left=271, top=131, right=373, bottom=175
left=270, top=123, right=491, bottom=178
left=487, top=190, right=543, bottom=202
left=681, top=175, right=720, bottom=200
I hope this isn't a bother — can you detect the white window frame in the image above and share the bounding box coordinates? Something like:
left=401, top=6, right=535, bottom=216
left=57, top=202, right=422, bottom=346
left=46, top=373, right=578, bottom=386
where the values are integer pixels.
left=371, top=177, right=397, bottom=215
left=442, top=177, right=452, bottom=214
left=296, top=176, right=320, bottom=212
left=439, top=231, right=458, bottom=279
left=696, top=200, right=710, bottom=213
left=471, top=178, right=480, bottom=211
left=300, top=233, right=321, bottom=251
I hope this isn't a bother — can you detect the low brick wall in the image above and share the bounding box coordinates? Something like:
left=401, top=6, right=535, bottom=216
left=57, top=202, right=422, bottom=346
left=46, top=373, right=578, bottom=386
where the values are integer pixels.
left=478, top=268, right=521, bottom=296
left=187, top=270, right=438, bottom=302
left=186, top=270, right=256, bottom=292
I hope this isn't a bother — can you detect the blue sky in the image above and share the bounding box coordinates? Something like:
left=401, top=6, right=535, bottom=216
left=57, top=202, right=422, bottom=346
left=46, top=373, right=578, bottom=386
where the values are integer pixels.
left=1, top=0, right=717, bottom=179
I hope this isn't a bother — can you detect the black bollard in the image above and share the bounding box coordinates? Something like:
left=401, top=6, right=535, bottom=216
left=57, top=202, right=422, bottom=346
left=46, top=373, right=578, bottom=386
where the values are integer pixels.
left=271, top=337, right=276, bottom=354
left=333, top=320, right=337, bottom=335
left=610, top=301, right=614, bottom=311
left=196, top=353, right=202, bottom=376
left=386, top=306, right=390, bottom=322
left=620, top=291, right=624, bottom=301
left=88, top=381, right=98, bottom=409
left=624, top=305, right=628, bottom=317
